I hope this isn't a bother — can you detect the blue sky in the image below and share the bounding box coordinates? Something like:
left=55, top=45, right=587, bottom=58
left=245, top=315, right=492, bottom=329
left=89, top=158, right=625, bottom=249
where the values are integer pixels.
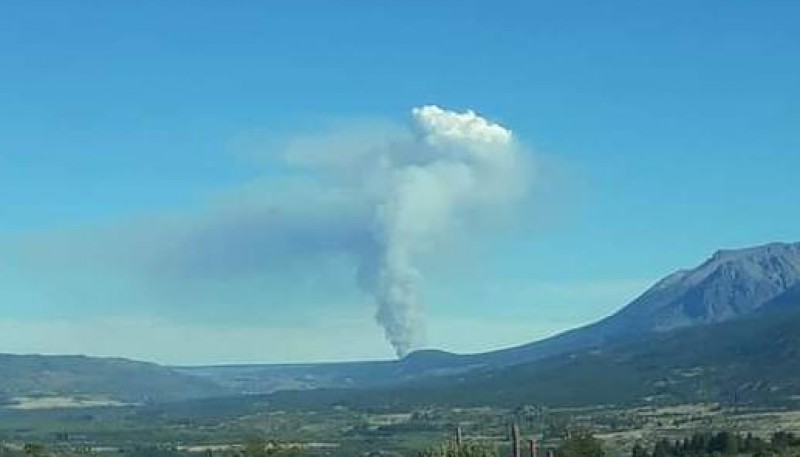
left=1, top=1, right=798, bottom=364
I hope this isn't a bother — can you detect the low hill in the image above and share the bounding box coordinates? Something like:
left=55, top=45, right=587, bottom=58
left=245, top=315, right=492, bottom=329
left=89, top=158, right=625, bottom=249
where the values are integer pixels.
left=175, top=349, right=477, bottom=395
left=0, top=354, right=228, bottom=403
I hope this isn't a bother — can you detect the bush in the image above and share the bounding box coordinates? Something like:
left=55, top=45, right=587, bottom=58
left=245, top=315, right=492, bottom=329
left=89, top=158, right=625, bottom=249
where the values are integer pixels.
left=418, top=441, right=498, bottom=457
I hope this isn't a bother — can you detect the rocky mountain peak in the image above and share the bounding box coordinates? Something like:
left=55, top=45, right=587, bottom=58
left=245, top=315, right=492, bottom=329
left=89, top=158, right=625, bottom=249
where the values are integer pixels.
left=622, top=241, right=800, bottom=331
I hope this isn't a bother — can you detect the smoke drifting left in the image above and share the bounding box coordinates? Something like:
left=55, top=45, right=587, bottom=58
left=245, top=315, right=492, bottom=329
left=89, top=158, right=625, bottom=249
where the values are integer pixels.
left=6, top=106, right=532, bottom=358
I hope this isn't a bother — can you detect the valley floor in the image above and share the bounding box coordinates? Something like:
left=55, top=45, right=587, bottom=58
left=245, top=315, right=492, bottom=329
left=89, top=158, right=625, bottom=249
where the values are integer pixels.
left=3, top=401, right=800, bottom=457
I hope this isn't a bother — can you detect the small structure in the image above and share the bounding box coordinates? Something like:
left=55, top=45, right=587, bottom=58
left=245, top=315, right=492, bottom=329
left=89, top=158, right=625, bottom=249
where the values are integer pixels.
left=511, top=424, right=521, bottom=457
left=528, top=439, right=538, bottom=457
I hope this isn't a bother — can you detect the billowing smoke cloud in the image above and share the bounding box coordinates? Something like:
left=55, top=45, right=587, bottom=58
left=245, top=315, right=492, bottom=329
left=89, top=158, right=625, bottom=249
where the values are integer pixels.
left=350, top=106, right=526, bottom=356
left=4, top=105, right=529, bottom=359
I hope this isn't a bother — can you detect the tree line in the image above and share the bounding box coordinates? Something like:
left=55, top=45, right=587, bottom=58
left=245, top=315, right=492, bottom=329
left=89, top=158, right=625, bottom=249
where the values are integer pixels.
left=631, top=431, right=800, bottom=457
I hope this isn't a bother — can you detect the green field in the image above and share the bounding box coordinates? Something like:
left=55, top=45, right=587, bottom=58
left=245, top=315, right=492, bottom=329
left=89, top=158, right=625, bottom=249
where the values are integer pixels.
left=3, top=400, right=800, bottom=457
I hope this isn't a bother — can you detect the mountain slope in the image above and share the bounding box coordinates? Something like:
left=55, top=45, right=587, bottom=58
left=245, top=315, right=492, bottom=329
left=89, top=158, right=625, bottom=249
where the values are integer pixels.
left=0, top=354, right=228, bottom=403
left=4, top=242, right=796, bottom=406
left=613, top=242, right=800, bottom=329
left=261, top=294, right=800, bottom=410
left=180, top=242, right=800, bottom=394
left=467, top=241, right=800, bottom=366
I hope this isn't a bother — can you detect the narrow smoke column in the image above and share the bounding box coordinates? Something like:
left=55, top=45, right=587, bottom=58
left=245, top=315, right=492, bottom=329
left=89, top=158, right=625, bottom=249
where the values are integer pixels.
left=455, top=426, right=463, bottom=447
left=364, top=105, right=525, bottom=357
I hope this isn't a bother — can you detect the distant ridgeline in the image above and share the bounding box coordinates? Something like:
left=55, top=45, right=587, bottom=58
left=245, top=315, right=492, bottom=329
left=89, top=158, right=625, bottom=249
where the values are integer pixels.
left=184, top=242, right=800, bottom=408
left=1, top=242, right=800, bottom=408
left=0, top=354, right=227, bottom=403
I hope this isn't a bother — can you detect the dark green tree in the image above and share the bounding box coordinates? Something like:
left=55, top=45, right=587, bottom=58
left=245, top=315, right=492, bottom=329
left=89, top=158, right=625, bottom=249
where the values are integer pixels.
left=22, top=444, right=46, bottom=457
left=652, top=439, right=671, bottom=457
left=631, top=442, right=649, bottom=457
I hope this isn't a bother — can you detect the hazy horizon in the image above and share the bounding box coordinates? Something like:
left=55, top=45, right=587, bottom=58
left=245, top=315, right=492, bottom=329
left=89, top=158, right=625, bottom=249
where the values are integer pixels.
left=2, top=2, right=799, bottom=364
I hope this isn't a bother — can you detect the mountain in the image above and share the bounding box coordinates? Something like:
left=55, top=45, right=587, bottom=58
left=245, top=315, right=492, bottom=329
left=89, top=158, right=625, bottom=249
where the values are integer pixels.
left=4, top=241, right=799, bottom=409
left=464, top=241, right=800, bottom=366
left=611, top=241, right=800, bottom=329
left=0, top=354, right=228, bottom=403
left=763, top=283, right=800, bottom=312
left=260, top=292, right=800, bottom=410
left=179, top=242, right=800, bottom=393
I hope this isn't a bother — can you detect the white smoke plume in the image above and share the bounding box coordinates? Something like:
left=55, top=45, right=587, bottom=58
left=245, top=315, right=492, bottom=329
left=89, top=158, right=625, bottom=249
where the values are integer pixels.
left=354, top=106, right=526, bottom=357
left=4, top=105, right=529, bottom=360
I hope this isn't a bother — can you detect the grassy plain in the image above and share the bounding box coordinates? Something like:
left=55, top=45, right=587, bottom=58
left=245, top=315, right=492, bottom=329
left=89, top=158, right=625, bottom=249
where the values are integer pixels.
left=3, top=399, right=800, bottom=457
